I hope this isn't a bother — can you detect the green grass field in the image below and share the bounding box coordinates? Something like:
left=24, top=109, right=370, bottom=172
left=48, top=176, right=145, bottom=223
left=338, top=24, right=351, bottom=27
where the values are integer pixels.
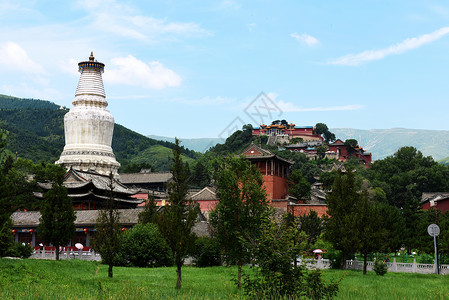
left=1, top=258, right=449, bottom=299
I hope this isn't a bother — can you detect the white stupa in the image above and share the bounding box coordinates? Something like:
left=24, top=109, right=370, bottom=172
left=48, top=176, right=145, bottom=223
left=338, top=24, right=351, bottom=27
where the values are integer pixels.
left=56, top=52, right=120, bottom=176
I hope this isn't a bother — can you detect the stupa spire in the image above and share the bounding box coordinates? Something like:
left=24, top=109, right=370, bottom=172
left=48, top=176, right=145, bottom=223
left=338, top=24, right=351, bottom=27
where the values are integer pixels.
left=56, top=53, right=120, bottom=176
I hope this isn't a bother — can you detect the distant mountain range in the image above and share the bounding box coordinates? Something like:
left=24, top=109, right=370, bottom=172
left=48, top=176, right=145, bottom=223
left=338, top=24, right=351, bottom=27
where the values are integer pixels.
left=150, top=128, right=449, bottom=162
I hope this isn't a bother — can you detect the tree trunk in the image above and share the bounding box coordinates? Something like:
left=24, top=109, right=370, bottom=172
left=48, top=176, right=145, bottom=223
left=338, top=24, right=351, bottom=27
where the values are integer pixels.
left=108, top=263, right=113, bottom=278
left=237, top=259, right=242, bottom=288
left=363, top=253, right=368, bottom=275
left=176, top=263, right=182, bottom=289
left=341, top=252, right=347, bottom=270
left=55, top=247, right=60, bottom=261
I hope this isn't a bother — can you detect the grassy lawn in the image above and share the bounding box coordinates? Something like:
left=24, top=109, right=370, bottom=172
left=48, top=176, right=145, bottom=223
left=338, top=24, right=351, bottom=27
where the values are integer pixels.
left=1, top=258, right=449, bottom=299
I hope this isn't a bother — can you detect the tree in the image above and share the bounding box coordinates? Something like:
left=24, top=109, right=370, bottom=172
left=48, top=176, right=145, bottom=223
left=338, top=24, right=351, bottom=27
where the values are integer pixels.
left=288, top=169, right=311, bottom=200
left=323, top=170, right=360, bottom=268
left=191, top=161, right=210, bottom=188
left=316, top=145, right=328, bottom=160
left=156, top=138, right=200, bottom=289
left=138, top=193, right=158, bottom=225
left=37, top=164, right=75, bottom=261
left=92, top=173, right=122, bottom=278
left=118, top=223, right=172, bottom=267
left=210, top=156, right=270, bottom=288
left=344, top=139, right=358, bottom=156
left=242, top=216, right=339, bottom=299
left=315, top=123, right=336, bottom=144
left=299, top=210, right=323, bottom=247
left=355, top=195, right=386, bottom=274
left=367, top=146, right=449, bottom=252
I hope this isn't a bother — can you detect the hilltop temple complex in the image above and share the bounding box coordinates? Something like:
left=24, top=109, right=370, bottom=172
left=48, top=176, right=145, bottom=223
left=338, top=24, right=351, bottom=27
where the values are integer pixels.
left=253, top=123, right=372, bottom=166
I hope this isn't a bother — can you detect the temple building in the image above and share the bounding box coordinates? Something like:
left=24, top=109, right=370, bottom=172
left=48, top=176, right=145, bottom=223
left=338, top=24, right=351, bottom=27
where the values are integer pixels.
left=241, top=143, right=294, bottom=209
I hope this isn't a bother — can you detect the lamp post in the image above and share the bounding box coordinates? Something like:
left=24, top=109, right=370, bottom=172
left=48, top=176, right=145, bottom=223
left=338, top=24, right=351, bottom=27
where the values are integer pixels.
left=427, top=224, right=440, bottom=275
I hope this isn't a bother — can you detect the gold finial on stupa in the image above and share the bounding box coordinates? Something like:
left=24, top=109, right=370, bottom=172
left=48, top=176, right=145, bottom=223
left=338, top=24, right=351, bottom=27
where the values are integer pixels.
left=89, top=51, right=94, bottom=62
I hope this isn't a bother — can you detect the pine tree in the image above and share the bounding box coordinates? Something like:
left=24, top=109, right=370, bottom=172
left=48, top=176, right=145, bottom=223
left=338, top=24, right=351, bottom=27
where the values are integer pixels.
left=92, top=173, right=122, bottom=278
left=156, top=138, right=200, bottom=289
left=37, top=164, right=75, bottom=260
left=210, top=156, right=269, bottom=287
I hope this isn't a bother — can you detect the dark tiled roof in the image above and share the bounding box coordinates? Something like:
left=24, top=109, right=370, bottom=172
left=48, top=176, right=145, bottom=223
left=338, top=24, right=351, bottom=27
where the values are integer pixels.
left=420, top=192, right=449, bottom=204
left=11, top=209, right=145, bottom=227
left=119, top=172, right=173, bottom=184
left=189, top=187, right=218, bottom=201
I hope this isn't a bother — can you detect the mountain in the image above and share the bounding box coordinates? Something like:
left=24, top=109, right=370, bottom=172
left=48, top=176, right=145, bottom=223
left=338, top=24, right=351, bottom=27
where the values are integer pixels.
left=148, top=135, right=222, bottom=153
left=331, top=128, right=449, bottom=161
left=0, top=95, right=198, bottom=171
left=150, top=127, right=449, bottom=162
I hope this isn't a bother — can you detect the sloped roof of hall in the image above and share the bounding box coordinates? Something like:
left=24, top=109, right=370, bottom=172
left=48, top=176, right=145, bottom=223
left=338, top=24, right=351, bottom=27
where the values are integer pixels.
left=119, top=172, right=173, bottom=184
left=420, top=192, right=449, bottom=204
left=61, top=168, right=135, bottom=195
left=240, top=143, right=294, bottom=165
left=11, top=209, right=145, bottom=227
left=189, top=186, right=218, bottom=201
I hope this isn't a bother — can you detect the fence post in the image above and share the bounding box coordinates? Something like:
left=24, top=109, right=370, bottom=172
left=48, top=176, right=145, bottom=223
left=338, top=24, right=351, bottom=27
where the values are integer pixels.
left=412, top=258, right=417, bottom=273
left=392, top=257, right=398, bottom=272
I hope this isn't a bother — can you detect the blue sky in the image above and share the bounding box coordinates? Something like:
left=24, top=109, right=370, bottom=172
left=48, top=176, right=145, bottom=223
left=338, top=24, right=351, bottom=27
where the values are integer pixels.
left=1, top=0, right=449, bottom=139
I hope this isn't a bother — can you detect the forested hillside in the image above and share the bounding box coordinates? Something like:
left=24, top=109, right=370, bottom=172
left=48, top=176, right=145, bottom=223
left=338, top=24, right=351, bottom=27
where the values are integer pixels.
left=0, top=96, right=198, bottom=171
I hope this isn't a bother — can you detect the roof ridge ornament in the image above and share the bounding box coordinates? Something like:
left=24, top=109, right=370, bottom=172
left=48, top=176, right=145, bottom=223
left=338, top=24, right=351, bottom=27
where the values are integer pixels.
left=89, top=51, right=94, bottom=62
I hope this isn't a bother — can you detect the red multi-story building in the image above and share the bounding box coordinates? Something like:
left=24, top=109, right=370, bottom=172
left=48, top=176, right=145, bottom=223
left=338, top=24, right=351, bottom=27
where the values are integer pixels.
left=327, top=139, right=372, bottom=165
left=253, top=123, right=323, bottom=141
left=241, top=143, right=293, bottom=206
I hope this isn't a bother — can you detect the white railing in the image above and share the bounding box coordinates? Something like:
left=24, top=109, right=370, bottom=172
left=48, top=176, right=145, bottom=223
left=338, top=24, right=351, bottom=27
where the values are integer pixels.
left=31, top=249, right=101, bottom=261
left=344, top=258, right=449, bottom=274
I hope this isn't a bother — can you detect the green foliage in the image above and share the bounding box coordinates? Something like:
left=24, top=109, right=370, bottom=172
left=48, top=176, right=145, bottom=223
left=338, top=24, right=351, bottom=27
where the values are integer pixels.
left=92, top=174, right=123, bottom=278
left=315, top=123, right=336, bottom=143
left=210, top=155, right=269, bottom=287
left=242, top=217, right=339, bottom=299
left=208, top=124, right=254, bottom=156
left=120, top=161, right=153, bottom=173
left=299, top=210, right=323, bottom=246
left=0, top=94, right=60, bottom=109
left=193, top=236, right=222, bottom=267
left=37, top=163, right=76, bottom=261
left=323, top=170, right=362, bottom=267
left=6, top=242, right=33, bottom=258
left=118, top=223, right=173, bottom=267
left=138, top=194, right=159, bottom=225
left=373, top=259, right=388, bottom=276
left=288, top=169, right=311, bottom=200
left=190, top=161, right=211, bottom=188
left=367, top=146, right=449, bottom=251
left=156, top=138, right=200, bottom=289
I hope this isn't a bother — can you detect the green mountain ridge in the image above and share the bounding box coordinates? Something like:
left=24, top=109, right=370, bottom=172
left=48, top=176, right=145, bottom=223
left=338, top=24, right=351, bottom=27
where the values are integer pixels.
left=0, top=95, right=198, bottom=172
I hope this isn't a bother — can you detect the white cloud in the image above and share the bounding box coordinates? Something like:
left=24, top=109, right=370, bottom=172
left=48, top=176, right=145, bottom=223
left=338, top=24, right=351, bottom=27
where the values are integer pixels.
left=329, top=27, right=449, bottom=66
left=219, top=0, right=241, bottom=10
left=290, top=33, right=319, bottom=47
left=275, top=100, right=363, bottom=112
left=239, top=92, right=362, bottom=112
left=103, top=55, right=182, bottom=89
left=75, top=0, right=210, bottom=42
left=0, top=42, right=46, bottom=74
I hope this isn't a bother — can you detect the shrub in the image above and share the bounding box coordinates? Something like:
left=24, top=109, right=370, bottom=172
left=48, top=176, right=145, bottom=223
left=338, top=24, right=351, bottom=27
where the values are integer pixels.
left=6, top=243, right=33, bottom=258
left=373, top=259, right=388, bottom=276
left=242, top=217, right=340, bottom=299
left=193, top=236, right=221, bottom=267
left=118, top=223, right=173, bottom=267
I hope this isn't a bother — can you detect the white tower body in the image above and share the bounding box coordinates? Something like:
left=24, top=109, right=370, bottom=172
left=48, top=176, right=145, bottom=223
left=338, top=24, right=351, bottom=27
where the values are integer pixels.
left=56, top=53, right=120, bottom=176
